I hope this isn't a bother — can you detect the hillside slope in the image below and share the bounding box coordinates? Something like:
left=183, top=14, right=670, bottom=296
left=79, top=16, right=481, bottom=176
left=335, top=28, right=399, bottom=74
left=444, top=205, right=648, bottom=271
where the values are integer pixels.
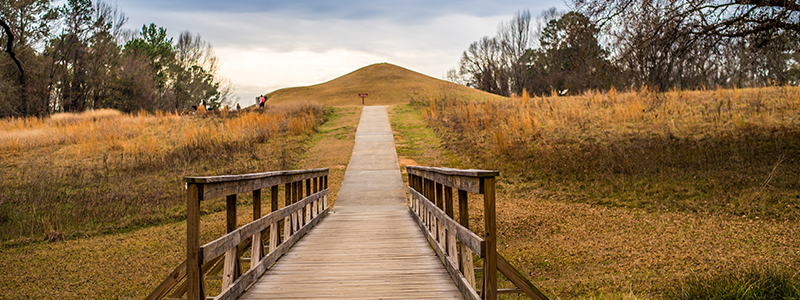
left=264, top=63, right=502, bottom=106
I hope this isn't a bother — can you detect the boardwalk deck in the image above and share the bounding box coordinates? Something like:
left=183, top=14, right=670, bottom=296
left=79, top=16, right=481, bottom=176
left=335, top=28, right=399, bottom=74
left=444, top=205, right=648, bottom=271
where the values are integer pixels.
left=238, top=106, right=463, bottom=299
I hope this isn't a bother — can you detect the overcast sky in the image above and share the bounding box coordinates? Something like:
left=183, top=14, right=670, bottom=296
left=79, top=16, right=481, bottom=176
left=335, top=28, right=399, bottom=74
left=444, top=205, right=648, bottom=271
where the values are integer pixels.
left=113, top=0, right=568, bottom=105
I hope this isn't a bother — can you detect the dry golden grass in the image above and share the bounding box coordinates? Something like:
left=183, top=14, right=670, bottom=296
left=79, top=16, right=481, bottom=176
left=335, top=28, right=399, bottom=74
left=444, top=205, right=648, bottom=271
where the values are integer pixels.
left=0, top=103, right=325, bottom=244
left=0, top=104, right=354, bottom=299
left=266, top=63, right=500, bottom=106
left=421, top=85, right=800, bottom=221
left=390, top=85, right=800, bottom=298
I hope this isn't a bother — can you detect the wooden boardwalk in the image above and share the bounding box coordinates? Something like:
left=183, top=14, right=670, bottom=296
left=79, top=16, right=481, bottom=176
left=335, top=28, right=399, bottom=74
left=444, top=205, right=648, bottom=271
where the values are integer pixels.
left=238, top=106, right=463, bottom=299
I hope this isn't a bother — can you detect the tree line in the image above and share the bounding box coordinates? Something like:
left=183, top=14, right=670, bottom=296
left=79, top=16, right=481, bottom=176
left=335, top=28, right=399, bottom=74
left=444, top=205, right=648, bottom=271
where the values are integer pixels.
left=450, top=0, right=800, bottom=96
left=0, top=0, right=234, bottom=118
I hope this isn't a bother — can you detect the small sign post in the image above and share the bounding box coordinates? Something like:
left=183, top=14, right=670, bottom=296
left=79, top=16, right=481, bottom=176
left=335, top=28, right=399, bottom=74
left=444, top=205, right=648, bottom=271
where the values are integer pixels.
left=358, top=93, right=368, bottom=105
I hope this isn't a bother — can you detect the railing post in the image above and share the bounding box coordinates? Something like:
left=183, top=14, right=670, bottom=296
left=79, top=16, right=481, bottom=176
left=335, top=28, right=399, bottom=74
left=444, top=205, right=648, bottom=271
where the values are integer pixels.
left=436, top=183, right=445, bottom=243
left=444, top=186, right=457, bottom=260
left=284, top=183, right=292, bottom=239
left=482, top=177, right=497, bottom=300
left=458, top=189, right=476, bottom=288
left=324, top=175, right=328, bottom=208
left=270, top=185, right=280, bottom=252
left=222, top=194, right=241, bottom=290
left=186, top=183, right=205, bottom=300
left=252, top=189, right=263, bottom=267
left=305, top=178, right=312, bottom=225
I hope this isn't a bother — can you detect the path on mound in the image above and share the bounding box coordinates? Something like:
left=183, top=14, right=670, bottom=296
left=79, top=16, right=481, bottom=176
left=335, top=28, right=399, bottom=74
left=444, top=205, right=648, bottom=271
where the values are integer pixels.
left=239, top=106, right=463, bottom=299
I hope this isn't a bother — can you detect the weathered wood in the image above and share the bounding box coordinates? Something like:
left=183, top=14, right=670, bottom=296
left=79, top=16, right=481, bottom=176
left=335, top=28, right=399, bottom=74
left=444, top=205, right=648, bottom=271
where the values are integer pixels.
left=285, top=182, right=292, bottom=237
left=214, top=206, right=329, bottom=300
left=187, top=169, right=330, bottom=201
left=200, top=190, right=328, bottom=264
left=406, top=166, right=498, bottom=178
left=186, top=183, right=205, bottom=300
left=483, top=177, right=497, bottom=300
left=406, top=166, right=498, bottom=194
left=269, top=222, right=279, bottom=252
left=221, top=247, right=237, bottom=290
left=250, top=231, right=262, bottom=270
left=409, top=187, right=484, bottom=257
left=225, top=194, right=241, bottom=285
left=184, top=169, right=328, bottom=184
left=447, top=230, right=458, bottom=261
left=456, top=188, right=475, bottom=288
left=409, top=207, right=481, bottom=300
left=497, top=254, right=550, bottom=300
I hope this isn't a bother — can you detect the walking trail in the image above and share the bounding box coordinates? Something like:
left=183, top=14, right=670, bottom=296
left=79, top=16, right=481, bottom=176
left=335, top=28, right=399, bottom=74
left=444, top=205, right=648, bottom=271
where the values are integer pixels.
left=239, top=106, right=463, bottom=299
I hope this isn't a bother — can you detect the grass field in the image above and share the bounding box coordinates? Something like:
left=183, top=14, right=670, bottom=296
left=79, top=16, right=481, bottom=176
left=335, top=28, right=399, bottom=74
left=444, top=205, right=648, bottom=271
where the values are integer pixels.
left=3, top=59, right=800, bottom=299
left=391, top=85, right=800, bottom=298
left=0, top=105, right=360, bottom=298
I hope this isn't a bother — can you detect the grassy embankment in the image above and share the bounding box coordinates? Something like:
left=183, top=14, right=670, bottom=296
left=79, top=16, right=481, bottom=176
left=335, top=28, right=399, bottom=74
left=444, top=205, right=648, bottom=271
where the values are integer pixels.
left=266, top=62, right=498, bottom=106
left=0, top=104, right=360, bottom=298
left=390, top=86, right=800, bottom=299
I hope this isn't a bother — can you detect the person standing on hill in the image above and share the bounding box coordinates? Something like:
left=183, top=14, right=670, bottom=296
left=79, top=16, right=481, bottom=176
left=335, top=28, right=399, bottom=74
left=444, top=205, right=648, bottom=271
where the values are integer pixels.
left=259, top=95, right=266, bottom=108
left=236, top=103, right=241, bottom=111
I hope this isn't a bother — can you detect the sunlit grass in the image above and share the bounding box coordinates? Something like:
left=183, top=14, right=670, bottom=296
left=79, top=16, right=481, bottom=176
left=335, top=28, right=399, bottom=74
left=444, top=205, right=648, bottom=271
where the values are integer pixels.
left=0, top=102, right=325, bottom=244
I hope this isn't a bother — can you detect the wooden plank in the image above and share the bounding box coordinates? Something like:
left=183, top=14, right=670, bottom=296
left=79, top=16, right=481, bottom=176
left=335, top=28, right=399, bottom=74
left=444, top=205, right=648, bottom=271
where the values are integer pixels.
left=497, top=254, right=550, bottom=300
left=406, top=167, right=498, bottom=194
left=200, top=191, right=328, bottom=264
left=186, top=183, right=205, bottom=300
left=215, top=206, right=329, bottom=300
left=408, top=187, right=484, bottom=257
left=221, top=247, right=237, bottom=290
left=409, top=207, right=481, bottom=300
left=483, top=177, right=497, bottom=300
left=250, top=231, right=262, bottom=270
left=269, top=222, right=279, bottom=252
left=457, top=189, right=476, bottom=288
left=201, top=176, right=281, bottom=201
left=406, top=166, right=498, bottom=178
left=185, top=168, right=328, bottom=184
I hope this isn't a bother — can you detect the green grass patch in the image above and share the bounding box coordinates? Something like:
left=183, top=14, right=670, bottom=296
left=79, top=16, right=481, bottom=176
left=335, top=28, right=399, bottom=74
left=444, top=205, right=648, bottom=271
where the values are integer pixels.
left=671, top=267, right=800, bottom=300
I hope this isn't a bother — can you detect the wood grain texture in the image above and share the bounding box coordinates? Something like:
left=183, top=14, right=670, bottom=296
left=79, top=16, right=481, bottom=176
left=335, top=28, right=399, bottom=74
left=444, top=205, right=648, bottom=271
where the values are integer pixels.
left=408, top=188, right=484, bottom=257
left=238, top=210, right=464, bottom=300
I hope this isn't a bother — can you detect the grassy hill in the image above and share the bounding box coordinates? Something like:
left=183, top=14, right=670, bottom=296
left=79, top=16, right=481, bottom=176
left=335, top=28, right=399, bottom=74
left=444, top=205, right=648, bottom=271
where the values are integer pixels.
left=264, top=63, right=501, bottom=106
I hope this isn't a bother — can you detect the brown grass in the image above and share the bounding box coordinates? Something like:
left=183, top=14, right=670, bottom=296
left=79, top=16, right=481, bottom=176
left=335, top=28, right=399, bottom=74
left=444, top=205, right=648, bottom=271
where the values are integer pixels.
left=0, top=104, right=357, bottom=299
left=420, top=86, right=800, bottom=221
left=265, top=63, right=500, bottom=106
left=0, top=102, right=325, bottom=244
left=390, top=84, right=800, bottom=298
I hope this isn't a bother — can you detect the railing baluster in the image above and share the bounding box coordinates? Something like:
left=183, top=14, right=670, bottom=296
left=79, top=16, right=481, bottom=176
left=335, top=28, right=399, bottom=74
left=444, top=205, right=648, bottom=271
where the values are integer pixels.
left=458, top=189, right=476, bottom=288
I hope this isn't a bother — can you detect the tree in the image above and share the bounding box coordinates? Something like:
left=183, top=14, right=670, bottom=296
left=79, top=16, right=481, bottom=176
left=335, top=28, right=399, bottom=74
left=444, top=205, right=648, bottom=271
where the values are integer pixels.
left=497, top=9, right=534, bottom=95
left=0, top=0, right=56, bottom=117
left=458, top=36, right=508, bottom=96
left=538, top=11, right=613, bottom=93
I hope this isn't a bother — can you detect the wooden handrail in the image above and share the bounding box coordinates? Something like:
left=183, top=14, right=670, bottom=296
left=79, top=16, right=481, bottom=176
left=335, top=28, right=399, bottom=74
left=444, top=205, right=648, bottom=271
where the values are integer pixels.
left=406, top=166, right=548, bottom=300
left=147, top=168, right=330, bottom=300
left=408, top=187, right=484, bottom=256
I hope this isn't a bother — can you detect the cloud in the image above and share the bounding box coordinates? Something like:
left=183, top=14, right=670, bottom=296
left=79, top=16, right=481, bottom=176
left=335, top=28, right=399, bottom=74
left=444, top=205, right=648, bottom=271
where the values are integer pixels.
left=114, top=1, right=568, bottom=105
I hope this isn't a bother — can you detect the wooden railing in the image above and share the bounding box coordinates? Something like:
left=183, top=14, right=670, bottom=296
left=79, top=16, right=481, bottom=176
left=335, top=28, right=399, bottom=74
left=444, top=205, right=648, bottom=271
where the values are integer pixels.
left=146, top=168, right=329, bottom=300
left=406, top=166, right=549, bottom=300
